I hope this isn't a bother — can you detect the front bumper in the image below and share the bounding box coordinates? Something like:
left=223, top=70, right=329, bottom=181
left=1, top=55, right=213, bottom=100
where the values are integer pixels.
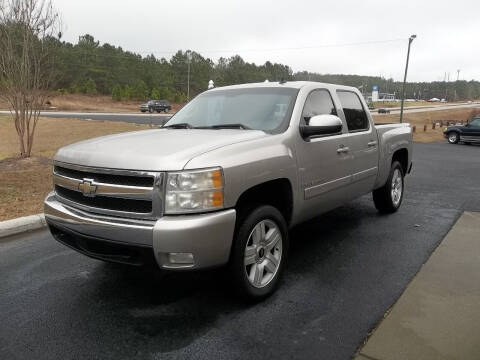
left=44, top=193, right=236, bottom=270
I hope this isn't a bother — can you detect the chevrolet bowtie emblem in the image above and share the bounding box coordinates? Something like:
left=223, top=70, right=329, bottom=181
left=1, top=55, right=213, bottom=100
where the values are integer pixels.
left=78, top=178, right=97, bottom=197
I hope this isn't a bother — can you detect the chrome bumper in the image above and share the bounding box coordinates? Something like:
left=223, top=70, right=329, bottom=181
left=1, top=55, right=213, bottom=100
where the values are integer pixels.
left=44, top=193, right=236, bottom=270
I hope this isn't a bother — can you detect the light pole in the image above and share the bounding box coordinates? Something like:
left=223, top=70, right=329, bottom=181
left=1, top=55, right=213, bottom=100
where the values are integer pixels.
left=399, top=34, right=416, bottom=123
left=186, top=50, right=192, bottom=101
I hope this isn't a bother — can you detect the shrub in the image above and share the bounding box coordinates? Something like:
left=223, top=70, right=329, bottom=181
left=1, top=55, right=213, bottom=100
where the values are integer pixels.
left=132, top=81, right=149, bottom=100
left=111, top=84, right=122, bottom=101
left=84, top=79, right=97, bottom=95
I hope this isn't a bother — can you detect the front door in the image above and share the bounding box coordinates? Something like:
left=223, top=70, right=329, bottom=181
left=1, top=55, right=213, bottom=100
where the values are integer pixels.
left=462, top=118, right=480, bottom=142
left=295, top=89, right=354, bottom=220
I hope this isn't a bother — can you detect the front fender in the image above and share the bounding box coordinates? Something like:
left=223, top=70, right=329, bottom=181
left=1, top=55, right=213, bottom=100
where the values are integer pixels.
left=183, top=135, right=299, bottom=209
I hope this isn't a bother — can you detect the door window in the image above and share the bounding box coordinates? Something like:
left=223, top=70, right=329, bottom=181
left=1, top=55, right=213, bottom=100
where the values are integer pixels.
left=469, top=118, right=480, bottom=127
left=301, top=89, right=337, bottom=125
left=337, top=91, right=369, bottom=132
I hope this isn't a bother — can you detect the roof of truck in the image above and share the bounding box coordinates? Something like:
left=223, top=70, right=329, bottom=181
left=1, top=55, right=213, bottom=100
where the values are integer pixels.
left=207, top=81, right=359, bottom=92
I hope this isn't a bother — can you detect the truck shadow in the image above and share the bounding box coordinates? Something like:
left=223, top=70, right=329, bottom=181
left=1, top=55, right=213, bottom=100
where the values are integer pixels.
left=81, top=197, right=377, bottom=354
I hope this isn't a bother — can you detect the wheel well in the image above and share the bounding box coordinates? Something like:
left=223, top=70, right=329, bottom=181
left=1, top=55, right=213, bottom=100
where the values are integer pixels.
left=235, top=179, right=293, bottom=225
left=392, top=148, right=408, bottom=174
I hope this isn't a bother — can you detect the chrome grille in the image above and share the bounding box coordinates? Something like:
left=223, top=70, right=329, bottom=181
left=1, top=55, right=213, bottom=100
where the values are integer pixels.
left=53, top=162, right=164, bottom=219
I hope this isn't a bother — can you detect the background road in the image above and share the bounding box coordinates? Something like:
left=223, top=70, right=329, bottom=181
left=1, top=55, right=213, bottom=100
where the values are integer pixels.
left=0, top=110, right=172, bottom=125
left=371, top=101, right=479, bottom=114
left=1, top=142, right=479, bottom=360
left=1, top=102, right=479, bottom=125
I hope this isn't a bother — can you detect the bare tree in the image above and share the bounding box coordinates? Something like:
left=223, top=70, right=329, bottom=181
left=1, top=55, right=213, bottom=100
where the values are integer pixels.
left=0, top=0, right=61, bottom=158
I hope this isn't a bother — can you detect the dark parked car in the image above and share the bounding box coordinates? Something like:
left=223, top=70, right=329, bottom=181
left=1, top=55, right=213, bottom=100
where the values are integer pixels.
left=140, top=100, right=172, bottom=113
left=444, top=117, right=480, bottom=144
left=378, top=108, right=390, bottom=114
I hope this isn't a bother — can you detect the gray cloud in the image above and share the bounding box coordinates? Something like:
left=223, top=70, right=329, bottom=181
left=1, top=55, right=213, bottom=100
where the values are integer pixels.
left=55, top=0, right=479, bottom=82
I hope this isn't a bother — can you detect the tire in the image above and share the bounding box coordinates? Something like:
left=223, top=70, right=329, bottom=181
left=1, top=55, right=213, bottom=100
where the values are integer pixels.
left=141, top=110, right=146, bottom=113
left=230, top=205, right=288, bottom=301
left=447, top=131, right=459, bottom=144
left=373, top=161, right=405, bottom=214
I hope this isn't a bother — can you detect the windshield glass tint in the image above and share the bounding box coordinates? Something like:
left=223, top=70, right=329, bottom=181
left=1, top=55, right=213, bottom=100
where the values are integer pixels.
left=165, top=87, right=298, bottom=132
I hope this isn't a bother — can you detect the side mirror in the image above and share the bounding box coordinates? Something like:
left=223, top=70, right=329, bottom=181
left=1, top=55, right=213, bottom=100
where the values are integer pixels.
left=300, top=114, right=343, bottom=139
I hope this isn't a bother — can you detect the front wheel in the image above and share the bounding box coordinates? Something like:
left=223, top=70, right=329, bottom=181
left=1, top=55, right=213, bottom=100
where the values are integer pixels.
left=230, top=205, right=288, bottom=301
left=373, top=161, right=405, bottom=213
left=447, top=132, right=459, bottom=144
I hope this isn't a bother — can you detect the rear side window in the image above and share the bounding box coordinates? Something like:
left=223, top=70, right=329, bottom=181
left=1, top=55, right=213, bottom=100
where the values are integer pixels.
left=301, top=89, right=337, bottom=125
left=337, top=91, right=369, bottom=132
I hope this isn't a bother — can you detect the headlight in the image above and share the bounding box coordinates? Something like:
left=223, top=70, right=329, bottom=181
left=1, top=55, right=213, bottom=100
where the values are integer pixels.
left=165, top=168, right=224, bottom=214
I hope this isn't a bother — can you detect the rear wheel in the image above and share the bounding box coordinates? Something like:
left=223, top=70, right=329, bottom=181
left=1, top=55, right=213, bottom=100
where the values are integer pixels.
left=230, top=205, right=288, bottom=301
left=373, top=161, right=404, bottom=213
left=447, top=132, right=459, bottom=144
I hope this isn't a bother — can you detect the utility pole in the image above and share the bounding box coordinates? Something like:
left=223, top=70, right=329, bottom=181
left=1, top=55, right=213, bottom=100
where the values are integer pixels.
left=400, top=35, right=416, bottom=123
left=454, top=69, right=460, bottom=102
left=455, top=69, right=460, bottom=101
left=186, top=50, right=192, bottom=101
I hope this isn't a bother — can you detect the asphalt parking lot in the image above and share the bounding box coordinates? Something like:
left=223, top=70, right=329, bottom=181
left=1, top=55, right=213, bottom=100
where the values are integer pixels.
left=1, top=142, right=479, bottom=360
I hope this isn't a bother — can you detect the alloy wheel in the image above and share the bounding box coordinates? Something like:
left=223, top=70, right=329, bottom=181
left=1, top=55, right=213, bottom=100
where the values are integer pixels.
left=244, top=219, right=283, bottom=288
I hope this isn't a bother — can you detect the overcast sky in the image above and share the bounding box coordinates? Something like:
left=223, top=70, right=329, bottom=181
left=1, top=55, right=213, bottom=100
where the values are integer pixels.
left=53, top=0, right=479, bottom=83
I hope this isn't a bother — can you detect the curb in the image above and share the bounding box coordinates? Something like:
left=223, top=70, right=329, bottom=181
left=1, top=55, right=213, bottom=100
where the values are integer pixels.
left=0, top=214, right=47, bottom=239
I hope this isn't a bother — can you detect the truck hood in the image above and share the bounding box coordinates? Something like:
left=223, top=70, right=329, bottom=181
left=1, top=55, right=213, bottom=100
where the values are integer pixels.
left=54, top=128, right=268, bottom=171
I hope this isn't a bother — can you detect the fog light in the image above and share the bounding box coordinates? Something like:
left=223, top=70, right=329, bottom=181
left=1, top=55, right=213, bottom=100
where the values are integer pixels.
left=168, top=252, right=194, bottom=265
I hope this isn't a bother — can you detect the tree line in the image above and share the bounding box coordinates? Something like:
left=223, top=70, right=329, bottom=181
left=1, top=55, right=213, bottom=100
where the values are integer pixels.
left=53, top=34, right=480, bottom=102
left=53, top=34, right=293, bottom=102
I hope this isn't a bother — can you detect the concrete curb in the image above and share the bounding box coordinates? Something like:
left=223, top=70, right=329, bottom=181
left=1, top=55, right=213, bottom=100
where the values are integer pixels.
left=0, top=214, right=47, bottom=239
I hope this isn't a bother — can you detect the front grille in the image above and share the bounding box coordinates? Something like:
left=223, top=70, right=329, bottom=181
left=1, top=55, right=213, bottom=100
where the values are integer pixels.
left=54, top=166, right=154, bottom=187
left=53, top=162, right=163, bottom=219
left=55, top=186, right=152, bottom=213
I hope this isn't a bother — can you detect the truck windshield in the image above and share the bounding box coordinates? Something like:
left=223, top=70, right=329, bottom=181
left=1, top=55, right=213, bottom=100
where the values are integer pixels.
left=164, top=87, right=299, bottom=133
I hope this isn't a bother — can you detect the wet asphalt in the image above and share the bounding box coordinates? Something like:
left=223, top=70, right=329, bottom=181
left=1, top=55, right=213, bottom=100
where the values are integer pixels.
left=1, top=141, right=479, bottom=360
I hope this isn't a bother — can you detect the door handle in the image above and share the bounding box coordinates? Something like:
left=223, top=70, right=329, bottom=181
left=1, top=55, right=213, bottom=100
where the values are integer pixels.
left=367, top=141, right=377, bottom=147
left=337, top=146, right=350, bottom=154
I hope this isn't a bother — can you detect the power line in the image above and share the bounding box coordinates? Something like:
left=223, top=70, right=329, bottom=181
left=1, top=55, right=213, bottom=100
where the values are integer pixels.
left=61, top=37, right=408, bottom=62
left=130, top=38, right=407, bottom=55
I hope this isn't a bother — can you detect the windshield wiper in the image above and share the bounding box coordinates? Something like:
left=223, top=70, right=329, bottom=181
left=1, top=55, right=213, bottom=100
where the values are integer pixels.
left=163, top=123, right=193, bottom=129
left=196, top=123, right=252, bottom=130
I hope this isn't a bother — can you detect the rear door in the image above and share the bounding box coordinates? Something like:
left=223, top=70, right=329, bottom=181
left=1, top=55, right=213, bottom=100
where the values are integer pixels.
left=336, top=90, right=379, bottom=196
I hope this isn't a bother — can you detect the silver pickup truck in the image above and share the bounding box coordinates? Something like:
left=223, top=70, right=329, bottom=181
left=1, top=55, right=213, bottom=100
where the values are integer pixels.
left=44, top=81, right=412, bottom=300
